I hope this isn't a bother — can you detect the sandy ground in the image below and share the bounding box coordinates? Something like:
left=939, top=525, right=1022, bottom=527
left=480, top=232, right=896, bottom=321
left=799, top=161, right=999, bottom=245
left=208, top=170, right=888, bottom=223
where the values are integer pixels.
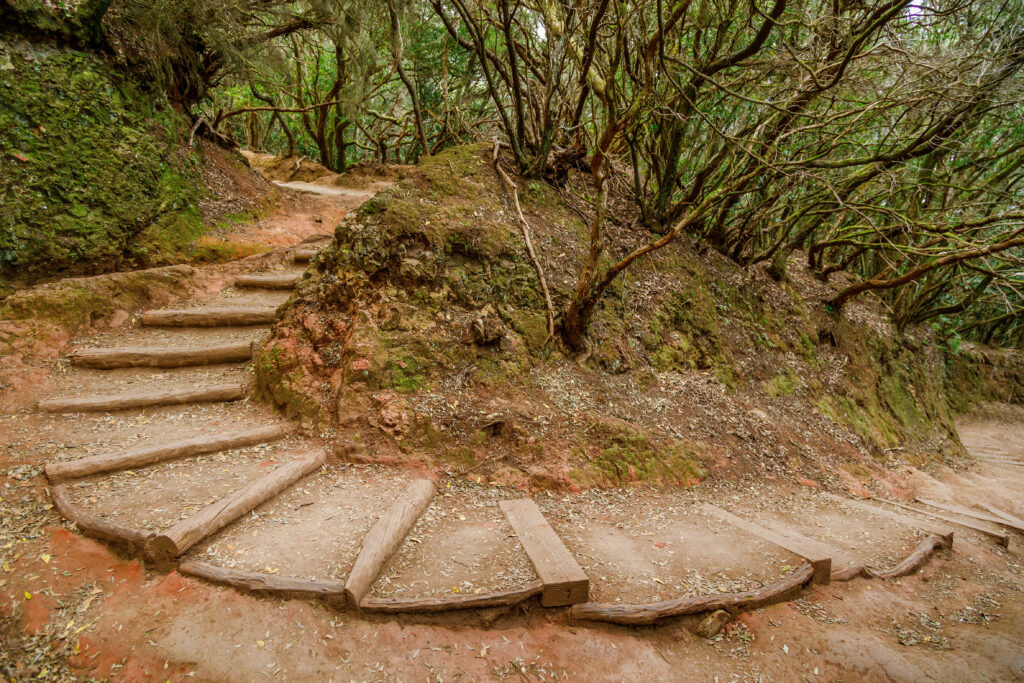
left=2, top=166, right=1023, bottom=682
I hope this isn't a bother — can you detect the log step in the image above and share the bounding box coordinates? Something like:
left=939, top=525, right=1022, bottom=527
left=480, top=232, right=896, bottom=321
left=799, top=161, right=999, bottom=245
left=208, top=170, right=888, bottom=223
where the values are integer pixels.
left=45, top=424, right=291, bottom=483
left=38, top=382, right=245, bottom=414
left=822, top=493, right=954, bottom=546
left=344, top=479, right=435, bottom=605
left=703, top=505, right=834, bottom=585
left=141, top=307, right=278, bottom=327
left=879, top=498, right=1010, bottom=547
left=916, top=498, right=1024, bottom=534
left=235, top=273, right=302, bottom=289
left=292, top=248, right=320, bottom=263
left=499, top=498, right=589, bottom=606
left=148, top=449, right=326, bottom=561
left=70, top=341, right=254, bottom=369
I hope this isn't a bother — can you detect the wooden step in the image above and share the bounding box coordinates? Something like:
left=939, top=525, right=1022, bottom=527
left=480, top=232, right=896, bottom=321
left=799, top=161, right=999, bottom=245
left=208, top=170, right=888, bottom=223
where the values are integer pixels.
left=703, top=505, right=834, bottom=585
left=344, top=479, right=435, bottom=605
left=499, top=499, right=589, bottom=606
left=982, top=504, right=1024, bottom=528
left=141, top=307, right=278, bottom=327
left=916, top=498, right=1024, bottom=534
left=292, top=248, right=320, bottom=263
left=70, top=341, right=254, bottom=369
left=38, top=383, right=245, bottom=414
left=880, top=498, right=1010, bottom=547
left=235, top=273, right=302, bottom=290
left=148, top=449, right=326, bottom=561
left=45, top=424, right=291, bottom=483
left=822, top=493, right=955, bottom=546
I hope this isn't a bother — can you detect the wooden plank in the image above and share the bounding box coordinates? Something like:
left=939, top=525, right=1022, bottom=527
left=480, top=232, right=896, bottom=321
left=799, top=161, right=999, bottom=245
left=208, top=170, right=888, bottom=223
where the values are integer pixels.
left=148, top=450, right=325, bottom=561
left=822, top=493, right=955, bottom=546
left=141, top=307, right=278, bottom=327
left=879, top=498, right=1009, bottom=547
left=235, top=273, right=302, bottom=289
left=45, top=424, right=291, bottom=483
left=499, top=499, right=589, bottom=606
left=703, top=505, right=833, bottom=585
left=916, top=498, right=1024, bottom=534
left=982, top=504, right=1024, bottom=528
left=71, top=341, right=253, bottom=369
left=344, top=479, right=435, bottom=605
left=38, top=383, right=245, bottom=413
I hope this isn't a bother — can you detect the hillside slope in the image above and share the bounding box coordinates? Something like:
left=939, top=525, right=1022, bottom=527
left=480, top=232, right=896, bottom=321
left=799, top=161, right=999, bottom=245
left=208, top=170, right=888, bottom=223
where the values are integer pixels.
left=257, top=144, right=1015, bottom=495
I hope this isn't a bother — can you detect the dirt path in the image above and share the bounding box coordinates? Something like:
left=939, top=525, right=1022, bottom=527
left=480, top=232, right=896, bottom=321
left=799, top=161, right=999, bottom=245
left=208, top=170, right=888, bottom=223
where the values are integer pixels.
left=2, top=177, right=1024, bottom=680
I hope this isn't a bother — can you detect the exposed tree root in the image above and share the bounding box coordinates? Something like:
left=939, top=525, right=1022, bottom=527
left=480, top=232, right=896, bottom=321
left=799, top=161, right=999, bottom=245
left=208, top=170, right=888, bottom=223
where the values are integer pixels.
left=179, top=561, right=346, bottom=606
left=830, top=534, right=950, bottom=582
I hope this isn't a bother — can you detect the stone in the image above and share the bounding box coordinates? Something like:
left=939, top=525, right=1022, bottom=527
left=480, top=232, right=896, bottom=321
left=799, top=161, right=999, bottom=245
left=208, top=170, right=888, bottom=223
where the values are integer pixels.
left=695, top=609, right=731, bottom=638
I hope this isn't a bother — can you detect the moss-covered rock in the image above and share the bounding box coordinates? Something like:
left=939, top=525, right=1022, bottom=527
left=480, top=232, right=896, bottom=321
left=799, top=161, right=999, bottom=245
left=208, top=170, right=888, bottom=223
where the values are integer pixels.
left=0, top=39, right=201, bottom=283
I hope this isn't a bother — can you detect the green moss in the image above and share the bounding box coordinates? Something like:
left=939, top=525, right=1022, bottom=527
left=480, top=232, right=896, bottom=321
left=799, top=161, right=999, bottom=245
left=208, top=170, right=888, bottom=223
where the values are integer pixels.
left=765, top=370, right=798, bottom=397
left=0, top=40, right=202, bottom=282
left=579, top=423, right=707, bottom=485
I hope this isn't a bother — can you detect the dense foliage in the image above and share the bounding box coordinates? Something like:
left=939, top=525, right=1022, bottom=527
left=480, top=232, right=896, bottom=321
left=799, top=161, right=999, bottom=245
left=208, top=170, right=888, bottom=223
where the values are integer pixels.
left=4, top=0, right=1023, bottom=347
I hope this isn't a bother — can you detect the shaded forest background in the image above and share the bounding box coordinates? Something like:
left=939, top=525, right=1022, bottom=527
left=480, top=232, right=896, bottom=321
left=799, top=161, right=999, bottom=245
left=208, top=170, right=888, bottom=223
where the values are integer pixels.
left=2, top=0, right=1023, bottom=350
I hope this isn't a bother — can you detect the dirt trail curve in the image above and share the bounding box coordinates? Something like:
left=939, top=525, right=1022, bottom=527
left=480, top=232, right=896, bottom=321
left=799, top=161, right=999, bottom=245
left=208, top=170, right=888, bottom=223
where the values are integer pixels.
left=3, top=177, right=1024, bottom=680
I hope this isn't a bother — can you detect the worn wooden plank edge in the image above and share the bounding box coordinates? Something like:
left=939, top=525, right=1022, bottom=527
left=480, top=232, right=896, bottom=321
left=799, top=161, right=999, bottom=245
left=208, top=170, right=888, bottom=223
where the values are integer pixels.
left=831, top=533, right=951, bottom=582
left=360, top=581, right=543, bottom=614
left=569, top=563, right=815, bottom=626
left=178, top=561, right=345, bottom=605
left=49, top=484, right=151, bottom=552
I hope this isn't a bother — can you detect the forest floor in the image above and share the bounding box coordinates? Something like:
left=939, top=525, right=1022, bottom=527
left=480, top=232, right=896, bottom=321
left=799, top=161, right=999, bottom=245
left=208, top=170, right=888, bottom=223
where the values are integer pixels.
left=1, top=163, right=1022, bottom=682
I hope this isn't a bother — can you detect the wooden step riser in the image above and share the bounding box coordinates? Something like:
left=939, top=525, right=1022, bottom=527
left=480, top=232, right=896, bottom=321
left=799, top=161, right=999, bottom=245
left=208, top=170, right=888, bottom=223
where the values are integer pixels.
left=38, top=383, right=246, bottom=414
left=71, top=342, right=253, bottom=369
left=235, top=274, right=302, bottom=289
left=45, top=424, right=291, bottom=483
left=141, top=307, right=278, bottom=327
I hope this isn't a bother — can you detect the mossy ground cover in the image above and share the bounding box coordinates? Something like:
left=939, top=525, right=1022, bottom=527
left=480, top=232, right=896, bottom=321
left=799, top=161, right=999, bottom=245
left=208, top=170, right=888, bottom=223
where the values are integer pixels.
left=0, top=39, right=202, bottom=285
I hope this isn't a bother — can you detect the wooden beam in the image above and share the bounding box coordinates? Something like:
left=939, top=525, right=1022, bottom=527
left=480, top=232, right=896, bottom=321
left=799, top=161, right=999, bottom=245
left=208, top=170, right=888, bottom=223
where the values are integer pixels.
left=982, top=504, right=1024, bottom=528
left=499, top=499, right=589, bottom=606
left=916, top=498, right=1024, bottom=534
left=141, top=307, right=278, bottom=327
left=822, top=493, right=955, bottom=547
left=70, top=341, right=253, bottom=369
left=570, top=563, right=814, bottom=625
left=344, top=479, right=435, bottom=605
left=703, top=505, right=833, bottom=585
left=38, top=383, right=245, bottom=413
left=235, top=273, right=302, bottom=289
left=879, top=498, right=1009, bottom=547
left=148, top=449, right=325, bottom=561
left=45, top=424, right=291, bottom=483
left=360, top=581, right=543, bottom=614
left=179, top=561, right=345, bottom=605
